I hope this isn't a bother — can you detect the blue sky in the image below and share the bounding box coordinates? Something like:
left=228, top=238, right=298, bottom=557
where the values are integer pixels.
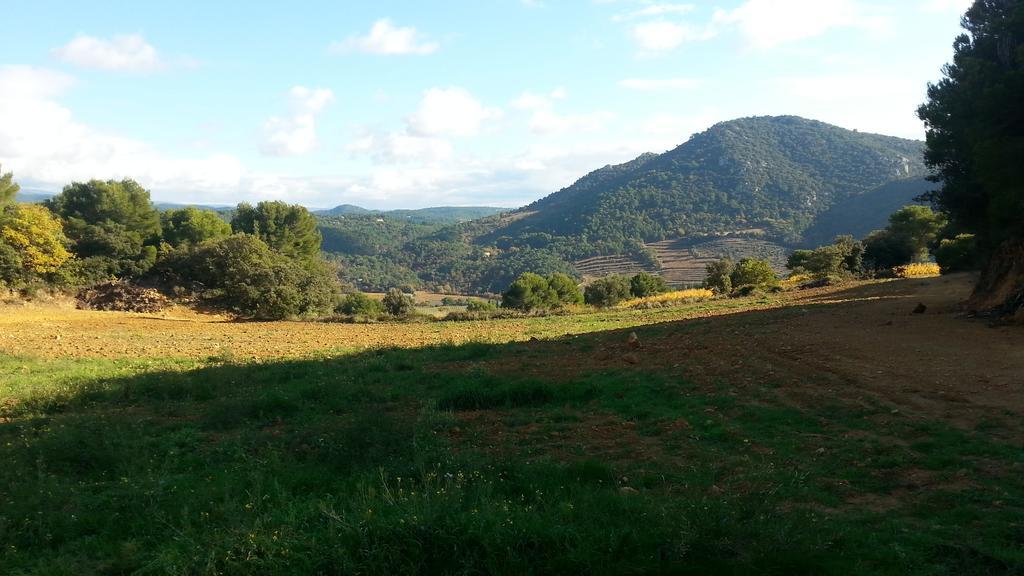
left=0, top=0, right=970, bottom=208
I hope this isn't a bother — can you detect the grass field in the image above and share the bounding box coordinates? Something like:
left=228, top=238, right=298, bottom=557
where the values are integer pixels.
left=1, top=276, right=1022, bottom=574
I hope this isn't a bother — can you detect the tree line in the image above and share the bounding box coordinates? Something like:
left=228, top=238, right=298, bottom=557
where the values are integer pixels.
left=0, top=175, right=340, bottom=319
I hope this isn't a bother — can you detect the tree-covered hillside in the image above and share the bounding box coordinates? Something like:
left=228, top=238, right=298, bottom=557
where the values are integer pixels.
left=316, top=116, right=930, bottom=293
left=316, top=205, right=505, bottom=225
left=800, top=178, right=932, bottom=248
left=483, top=116, right=926, bottom=252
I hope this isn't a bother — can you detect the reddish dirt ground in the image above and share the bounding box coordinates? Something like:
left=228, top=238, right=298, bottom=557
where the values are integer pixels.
left=461, top=274, right=1024, bottom=437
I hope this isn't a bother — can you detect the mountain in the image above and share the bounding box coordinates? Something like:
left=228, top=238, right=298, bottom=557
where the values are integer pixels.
left=800, top=178, right=932, bottom=248
left=481, top=116, right=926, bottom=253
left=315, top=205, right=506, bottom=225
left=13, top=190, right=55, bottom=203
left=325, top=116, right=931, bottom=293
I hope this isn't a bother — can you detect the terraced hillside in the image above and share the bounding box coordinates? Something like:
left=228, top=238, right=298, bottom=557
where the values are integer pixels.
left=574, top=235, right=790, bottom=285
left=574, top=254, right=651, bottom=281
left=654, top=236, right=788, bottom=284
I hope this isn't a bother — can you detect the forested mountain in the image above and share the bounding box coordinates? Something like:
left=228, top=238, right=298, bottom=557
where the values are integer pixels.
left=315, top=204, right=505, bottom=224
left=482, top=116, right=926, bottom=252
left=800, top=178, right=932, bottom=248
left=321, top=116, right=930, bottom=293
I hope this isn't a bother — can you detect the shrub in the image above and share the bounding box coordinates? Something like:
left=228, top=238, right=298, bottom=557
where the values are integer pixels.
left=863, top=229, right=916, bottom=271
left=46, top=179, right=161, bottom=278
left=703, top=258, right=735, bottom=294
left=338, top=291, right=385, bottom=317
left=502, top=272, right=557, bottom=311
left=161, top=207, right=231, bottom=248
left=547, top=272, right=583, bottom=305
left=934, top=234, right=979, bottom=273
left=619, top=288, right=714, bottom=309
left=629, top=272, right=669, bottom=297
left=730, top=258, right=778, bottom=291
left=180, top=234, right=339, bottom=319
left=231, top=201, right=321, bottom=260
left=466, top=299, right=498, bottom=312
left=893, top=263, right=941, bottom=278
left=788, top=236, right=865, bottom=279
left=382, top=287, right=415, bottom=317
left=584, top=275, right=631, bottom=308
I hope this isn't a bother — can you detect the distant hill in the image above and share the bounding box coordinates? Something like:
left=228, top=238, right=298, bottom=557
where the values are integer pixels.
left=800, top=178, right=933, bottom=248
left=13, top=190, right=55, bottom=203
left=480, top=116, right=926, bottom=252
left=316, top=205, right=505, bottom=224
left=325, top=116, right=932, bottom=293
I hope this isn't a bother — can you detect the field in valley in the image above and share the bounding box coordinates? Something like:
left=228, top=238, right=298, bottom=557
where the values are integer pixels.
left=1, top=274, right=1022, bottom=574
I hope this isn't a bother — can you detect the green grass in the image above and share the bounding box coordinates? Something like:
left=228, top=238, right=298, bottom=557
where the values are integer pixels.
left=0, top=335, right=1021, bottom=575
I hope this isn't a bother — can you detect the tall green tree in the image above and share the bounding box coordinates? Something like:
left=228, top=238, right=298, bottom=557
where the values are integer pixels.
left=46, top=179, right=162, bottom=278
left=161, top=207, right=231, bottom=248
left=917, top=0, right=1024, bottom=307
left=583, top=275, right=632, bottom=308
left=630, top=271, right=669, bottom=298
left=231, top=201, right=321, bottom=260
left=0, top=165, right=19, bottom=206
left=502, top=272, right=557, bottom=311
left=546, top=272, right=583, bottom=305
left=886, top=206, right=948, bottom=262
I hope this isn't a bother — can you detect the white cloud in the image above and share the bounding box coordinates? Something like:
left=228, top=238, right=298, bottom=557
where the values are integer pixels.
left=529, top=109, right=614, bottom=135
left=331, top=19, right=439, bottom=55
left=631, top=20, right=716, bottom=53
left=0, top=65, right=246, bottom=202
left=347, top=129, right=453, bottom=164
left=612, top=3, right=695, bottom=21
left=712, top=0, right=891, bottom=50
left=618, top=77, right=704, bottom=91
left=260, top=86, right=334, bottom=157
left=51, top=34, right=165, bottom=72
left=638, top=110, right=721, bottom=149
left=406, top=87, right=500, bottom=137
left=772, top=74, right=926, bottom=138
left=510, top=88, right=612, bottom=135
left=511, top=87, right=567, bottom=110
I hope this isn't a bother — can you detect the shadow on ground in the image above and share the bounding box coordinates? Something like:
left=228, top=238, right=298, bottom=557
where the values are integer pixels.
left=1, top=285, right=1022, bottom=575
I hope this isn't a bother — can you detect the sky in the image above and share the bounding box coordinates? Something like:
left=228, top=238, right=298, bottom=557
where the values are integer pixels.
left=0, top=0, right=972, bottom=209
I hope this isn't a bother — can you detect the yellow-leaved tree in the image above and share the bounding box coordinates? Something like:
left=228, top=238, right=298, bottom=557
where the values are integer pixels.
left=0, top=203, right=72, bottom=279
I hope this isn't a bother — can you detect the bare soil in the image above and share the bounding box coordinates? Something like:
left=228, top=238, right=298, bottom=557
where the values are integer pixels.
left=475, top=273, right=1024, bottom=435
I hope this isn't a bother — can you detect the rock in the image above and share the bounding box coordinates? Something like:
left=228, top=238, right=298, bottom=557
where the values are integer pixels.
left=912, top=302, right=927, bottom=314
left=626, top=331, right=641, bottom=349
left=619, top=486, right=639, bottom=495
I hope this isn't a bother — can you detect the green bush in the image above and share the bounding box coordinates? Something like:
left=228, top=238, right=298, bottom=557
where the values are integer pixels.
left=730, top=258, right=778, bottom=290
left=584, top=275, right=631, bottom=308
left=231, top=201, right=321, bottom=260
left=46, top=179, right=162, bottom=278
left=502, top=272, right=558, bottom=311
left=382, top=287, right=415, bottom=317
left=466, top=299, right=498, bottom=312
left=863, top=229, right=916, bottom=271
left=629, top=272, right=669, bottom=297
left=703, top=258, right=734, bottom=295
left=934, top=234, right=979, bottom=273
left=546, top=272, right=583, bottom=305
left=180, top=234, right=339, bottom=320
left=338, top=291, right=386, bottom=318
left=160, top=207, right=231, bottom=248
